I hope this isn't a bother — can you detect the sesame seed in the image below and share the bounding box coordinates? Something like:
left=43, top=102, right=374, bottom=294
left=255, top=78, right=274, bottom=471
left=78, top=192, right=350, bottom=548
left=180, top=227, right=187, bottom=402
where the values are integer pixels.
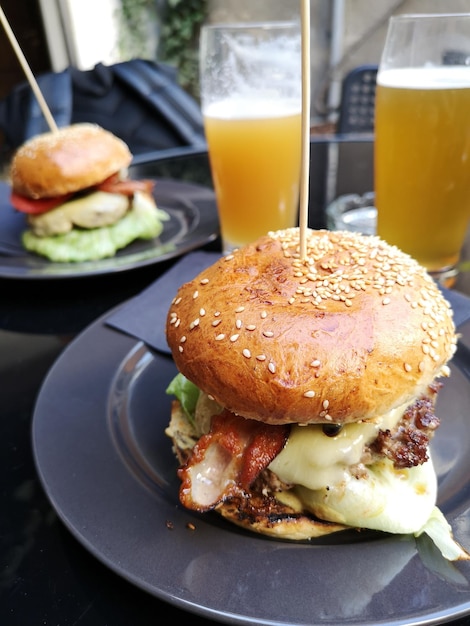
left=256, top=354, right=266, bottom=361
left=268, top=362, right=276, bottom=373
left=214, top=311, right=221, bottom=317
left=382, top=297, right=391, bottom=305
left=212, top=319, right=222, bottom=327
left=242, top=349, right=251, bottom=358
left=236, top=319, right=242, bottom=329
left=193, top=290, right=199, bottom=299
left=261, top=311, right=267, bottom=318
left=189, top=318, right=199, bottom=329
left=178, top=346, right=184, bottom=353
left=180, top=336, right=187, bottom=343
left=323, top=399, right=329, bottom=409
left=174, top=297, right=182, bottom=305
left=215, top=334, right=225, bottom=341
left=304, top=390, right=315, bottom=398
left=200, top=278, right=209, bottom=285
left=230, top=334, right=239, bottom=342
left=225, top=254, right=234, bottom=261
left=199, top=308, right=206, bottom=316
left=235, top=306, right=245, bottom=313
left=246, top=325, right=256, bottom=331
left=310, top=360, right=321, bottom=367
left=263, top=331, right=274, bottom=337
left=404, top=363, right=412, bottom=372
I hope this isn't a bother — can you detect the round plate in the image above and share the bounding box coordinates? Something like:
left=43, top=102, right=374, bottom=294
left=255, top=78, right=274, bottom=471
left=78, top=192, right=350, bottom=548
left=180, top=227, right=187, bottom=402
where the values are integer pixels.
left=0, top=179, right=218, bottom=279
left=32, top=314, right=470, bottom=625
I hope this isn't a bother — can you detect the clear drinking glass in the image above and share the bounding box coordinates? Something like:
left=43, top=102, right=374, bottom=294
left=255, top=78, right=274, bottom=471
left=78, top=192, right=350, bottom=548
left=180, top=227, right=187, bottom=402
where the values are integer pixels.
left=375, top=13, right=470, bottom=287
left=199, top=22, right=302, bottom=254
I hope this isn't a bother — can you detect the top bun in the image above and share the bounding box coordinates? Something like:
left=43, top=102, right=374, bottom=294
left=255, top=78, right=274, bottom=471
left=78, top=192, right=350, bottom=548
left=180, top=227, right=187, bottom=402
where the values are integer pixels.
left=166, top=228, right=457, bottom=426
left=10, top=123, right=132, bottom=198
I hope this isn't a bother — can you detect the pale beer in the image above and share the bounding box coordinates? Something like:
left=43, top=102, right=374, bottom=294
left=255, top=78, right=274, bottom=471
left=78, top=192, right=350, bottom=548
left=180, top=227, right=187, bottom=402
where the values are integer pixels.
left=375, top=66, right=470, bottom=272
left=204, top=99, right=301, bottom=250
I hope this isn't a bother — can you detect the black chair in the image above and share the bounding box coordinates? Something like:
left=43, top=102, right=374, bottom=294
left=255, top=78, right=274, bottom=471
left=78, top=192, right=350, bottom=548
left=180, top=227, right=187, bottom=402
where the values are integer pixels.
left=337, top=65, right=378, bottom=134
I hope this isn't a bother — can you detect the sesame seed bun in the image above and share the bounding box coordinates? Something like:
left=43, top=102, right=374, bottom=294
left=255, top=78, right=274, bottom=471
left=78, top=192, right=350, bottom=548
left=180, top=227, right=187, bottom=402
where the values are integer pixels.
left=10, top=123, right=132, bottom=198
left=166, top=228, right=457, bottom=426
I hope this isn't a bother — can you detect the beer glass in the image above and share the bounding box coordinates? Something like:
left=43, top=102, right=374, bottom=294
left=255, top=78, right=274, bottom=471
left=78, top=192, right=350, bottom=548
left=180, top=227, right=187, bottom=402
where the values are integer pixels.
left=199, top=22, right=301, bottom=253
left=375, top=13, right=470, bottom=286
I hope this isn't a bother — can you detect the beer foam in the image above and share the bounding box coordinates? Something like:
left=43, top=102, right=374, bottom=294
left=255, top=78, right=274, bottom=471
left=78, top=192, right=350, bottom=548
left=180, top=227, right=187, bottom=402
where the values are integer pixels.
left=204, top=97, right=301, bottom=119
left=378, top=66, right=470, bottom=89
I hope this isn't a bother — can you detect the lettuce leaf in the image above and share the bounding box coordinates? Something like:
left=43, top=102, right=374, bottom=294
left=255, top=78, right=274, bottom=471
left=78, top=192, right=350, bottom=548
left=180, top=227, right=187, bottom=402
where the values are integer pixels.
left=415, top=506, right=470, bottom=561
left=22, top=191, right=169, bottom=262
left=166, top=373, right=200, bottom=426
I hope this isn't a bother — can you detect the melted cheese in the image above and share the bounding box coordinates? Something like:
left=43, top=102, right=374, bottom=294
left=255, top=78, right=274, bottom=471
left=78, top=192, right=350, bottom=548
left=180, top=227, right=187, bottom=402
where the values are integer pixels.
left=296, top=459, right=437, bottom=534
left=268, top=403, right=437, bottom=534
left=269, top=404, right=405, bottom=490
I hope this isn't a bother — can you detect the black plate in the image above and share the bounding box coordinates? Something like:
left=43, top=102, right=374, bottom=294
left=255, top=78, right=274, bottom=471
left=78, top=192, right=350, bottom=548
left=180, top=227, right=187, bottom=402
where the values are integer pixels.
left=31, top=307, right=470, bottom=625
left=0, top=179, right=218, bottom=279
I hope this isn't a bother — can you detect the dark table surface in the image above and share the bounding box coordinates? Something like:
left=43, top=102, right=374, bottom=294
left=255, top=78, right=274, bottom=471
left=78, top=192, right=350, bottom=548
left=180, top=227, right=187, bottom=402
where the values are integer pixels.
left=2, top=146, right=470, bottom=626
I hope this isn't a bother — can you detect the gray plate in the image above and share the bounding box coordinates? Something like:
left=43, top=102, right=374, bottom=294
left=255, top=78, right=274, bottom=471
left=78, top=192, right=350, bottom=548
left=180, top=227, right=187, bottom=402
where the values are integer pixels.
left=0, top=179, right=218, bottom=279
left=32, top=314, right=470, bottom=625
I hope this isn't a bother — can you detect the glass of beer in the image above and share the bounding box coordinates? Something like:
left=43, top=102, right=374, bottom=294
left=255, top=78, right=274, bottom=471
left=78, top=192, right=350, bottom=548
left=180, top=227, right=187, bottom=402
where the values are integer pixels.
left=199, top=22, right=301, bottom=254
left=375, top=13, right=470, bottom=286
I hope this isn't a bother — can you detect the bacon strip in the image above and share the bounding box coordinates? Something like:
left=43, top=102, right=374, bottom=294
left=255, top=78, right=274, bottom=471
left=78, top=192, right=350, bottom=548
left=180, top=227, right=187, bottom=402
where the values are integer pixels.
left=97, top=174, right=155, bottom=196
left=178, top=410, right=289, bottom=512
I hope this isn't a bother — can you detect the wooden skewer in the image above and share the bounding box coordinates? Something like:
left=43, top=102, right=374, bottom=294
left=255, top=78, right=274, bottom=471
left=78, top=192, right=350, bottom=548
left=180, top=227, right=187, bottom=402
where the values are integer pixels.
left=0, top=4, right=58, bottom=133
left=299, top=0, right=311, bottom=260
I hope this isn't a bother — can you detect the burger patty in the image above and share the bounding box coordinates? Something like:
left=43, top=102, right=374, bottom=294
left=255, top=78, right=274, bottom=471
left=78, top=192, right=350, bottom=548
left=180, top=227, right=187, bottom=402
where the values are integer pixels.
left=368, top=382, right=441, bottom=469
left=170, top=383, right=441, bottom=518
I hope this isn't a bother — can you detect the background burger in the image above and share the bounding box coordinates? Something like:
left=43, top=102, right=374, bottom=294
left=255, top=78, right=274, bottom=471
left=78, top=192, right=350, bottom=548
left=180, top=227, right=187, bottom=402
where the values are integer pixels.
left=9, top=123, right=169, bottom=262
left=165, top=227, right=469, bottom=561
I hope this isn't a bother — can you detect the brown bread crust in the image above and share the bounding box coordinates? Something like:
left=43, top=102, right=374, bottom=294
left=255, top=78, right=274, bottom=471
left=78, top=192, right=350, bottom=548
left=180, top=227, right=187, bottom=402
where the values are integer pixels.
left=166, top=229, right=456, bottom=426
left=10, top=123, right=132, bottom=198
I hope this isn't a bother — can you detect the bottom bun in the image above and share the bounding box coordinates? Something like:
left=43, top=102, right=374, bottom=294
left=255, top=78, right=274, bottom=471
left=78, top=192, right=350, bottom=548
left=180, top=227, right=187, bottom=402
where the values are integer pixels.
left=166, top=400, right=348, bottom=540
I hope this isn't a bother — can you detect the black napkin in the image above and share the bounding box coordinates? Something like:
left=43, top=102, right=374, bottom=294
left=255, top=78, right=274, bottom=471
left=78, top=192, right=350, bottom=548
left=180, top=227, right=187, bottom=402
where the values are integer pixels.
left=106, top=250, right=220, bottom=354
left=106, top=251, right=470, bottom=355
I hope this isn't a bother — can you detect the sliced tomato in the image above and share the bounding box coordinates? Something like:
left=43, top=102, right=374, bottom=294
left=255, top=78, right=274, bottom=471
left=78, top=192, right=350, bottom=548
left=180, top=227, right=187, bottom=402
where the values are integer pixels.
left=10, top=175, right=154, bottom=215
left=97, top=177, right=155, bottom=196
left=10, top=191, right=73, bottom=215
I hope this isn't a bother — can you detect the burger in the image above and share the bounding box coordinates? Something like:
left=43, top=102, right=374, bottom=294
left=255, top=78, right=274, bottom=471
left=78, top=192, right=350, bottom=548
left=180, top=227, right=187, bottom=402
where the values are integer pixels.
left=9, top=123, right=169, bottom=262
left=165, top=227, right=469, bottom=560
